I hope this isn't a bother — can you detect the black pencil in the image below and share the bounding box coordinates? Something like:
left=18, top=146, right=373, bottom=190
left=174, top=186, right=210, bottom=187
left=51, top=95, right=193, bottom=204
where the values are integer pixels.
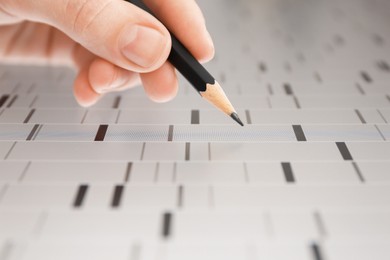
left=127, top=0, right=244, bottom=126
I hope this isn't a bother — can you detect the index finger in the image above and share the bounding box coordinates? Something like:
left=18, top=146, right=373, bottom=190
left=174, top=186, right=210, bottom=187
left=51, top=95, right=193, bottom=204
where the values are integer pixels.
left=143, top=0, right=215, bottom=63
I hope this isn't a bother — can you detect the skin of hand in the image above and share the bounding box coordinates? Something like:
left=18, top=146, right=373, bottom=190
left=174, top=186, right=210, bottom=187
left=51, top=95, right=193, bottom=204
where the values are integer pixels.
left=0, top=0, right=215, bottom=106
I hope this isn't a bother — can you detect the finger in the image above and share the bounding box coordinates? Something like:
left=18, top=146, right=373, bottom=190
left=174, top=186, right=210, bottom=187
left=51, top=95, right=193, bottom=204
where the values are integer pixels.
left=88, top=57, right=140, bottom=94
left=0, top=2, right=22, bottom=24
left=3, top=0, right=172, bottom=72
left=1, top=22, right=51, bottom=63
left=72, top=46, right=141, bottom=105
left=0, top=23, right=25, bottom=58
left=72, top=45, right=101, bottom=107
left=141, top=61, right=178, bottom=103
left=72, top=42, right=96, bottom=69
left=73, top=66, right=102, bottom=107
left=46, top=27, right=77, bottom=66
left=144, top=0, right=215, bottom=62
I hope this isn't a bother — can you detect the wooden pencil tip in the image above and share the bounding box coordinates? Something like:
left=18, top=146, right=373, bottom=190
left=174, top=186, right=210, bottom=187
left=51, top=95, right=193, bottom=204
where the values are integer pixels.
left=231, top=112, right=244, bottom=126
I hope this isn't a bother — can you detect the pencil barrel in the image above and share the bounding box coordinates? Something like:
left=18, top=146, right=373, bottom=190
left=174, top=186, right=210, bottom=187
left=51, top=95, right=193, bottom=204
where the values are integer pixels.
left=169, top=36, right=214, bottom=92
left=126, top=0, right=214, bottom=92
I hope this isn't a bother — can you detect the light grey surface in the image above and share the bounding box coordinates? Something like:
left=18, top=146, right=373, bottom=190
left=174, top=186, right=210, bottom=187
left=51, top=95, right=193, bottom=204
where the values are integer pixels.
left=1, top=0, right=390, bottom=258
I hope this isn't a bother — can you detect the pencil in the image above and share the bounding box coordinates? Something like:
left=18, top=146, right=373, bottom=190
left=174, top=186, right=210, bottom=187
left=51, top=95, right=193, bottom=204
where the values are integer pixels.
left=127, top=0, right=244, bottom=126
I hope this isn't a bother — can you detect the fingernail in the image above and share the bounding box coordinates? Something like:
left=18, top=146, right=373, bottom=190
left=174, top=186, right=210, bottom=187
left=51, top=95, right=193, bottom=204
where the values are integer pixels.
left=199, top=29, right=215, bottom=63
left=120, top=24, right=168, bottom=68
left=204, top=30, right=214, bottom=50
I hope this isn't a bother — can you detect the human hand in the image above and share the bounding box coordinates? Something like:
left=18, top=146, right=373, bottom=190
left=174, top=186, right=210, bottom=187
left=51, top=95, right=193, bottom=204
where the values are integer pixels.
left=0, top=0, right=214, bottom=106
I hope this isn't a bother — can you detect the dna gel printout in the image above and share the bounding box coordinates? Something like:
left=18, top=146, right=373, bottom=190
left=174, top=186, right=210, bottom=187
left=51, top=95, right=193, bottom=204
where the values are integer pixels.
left=1, top=0, right=390, bottom=259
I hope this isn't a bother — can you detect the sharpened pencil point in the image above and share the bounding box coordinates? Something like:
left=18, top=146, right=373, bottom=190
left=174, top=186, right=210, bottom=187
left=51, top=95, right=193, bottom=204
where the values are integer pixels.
left=231, top=112, right=244, bottom=126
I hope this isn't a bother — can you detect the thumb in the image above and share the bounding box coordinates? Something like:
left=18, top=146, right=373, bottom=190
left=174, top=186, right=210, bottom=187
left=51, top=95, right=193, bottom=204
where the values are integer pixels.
left=3, top=0, right=172, bottom=72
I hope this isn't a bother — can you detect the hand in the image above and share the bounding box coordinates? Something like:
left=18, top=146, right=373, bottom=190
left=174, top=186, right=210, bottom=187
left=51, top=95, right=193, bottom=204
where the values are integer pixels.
left=0, top=0, right=214, bottom=106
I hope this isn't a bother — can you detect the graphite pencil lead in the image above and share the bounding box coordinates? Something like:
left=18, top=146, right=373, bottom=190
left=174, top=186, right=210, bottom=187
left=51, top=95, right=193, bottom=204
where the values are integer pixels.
left=231, top=112, right=244, bottom=126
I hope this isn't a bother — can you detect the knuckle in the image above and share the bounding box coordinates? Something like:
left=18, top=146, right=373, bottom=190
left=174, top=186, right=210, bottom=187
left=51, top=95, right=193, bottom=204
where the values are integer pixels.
left=0, top=0, right=22, bottom=16
left=66, top=0, right=113, bottom=35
